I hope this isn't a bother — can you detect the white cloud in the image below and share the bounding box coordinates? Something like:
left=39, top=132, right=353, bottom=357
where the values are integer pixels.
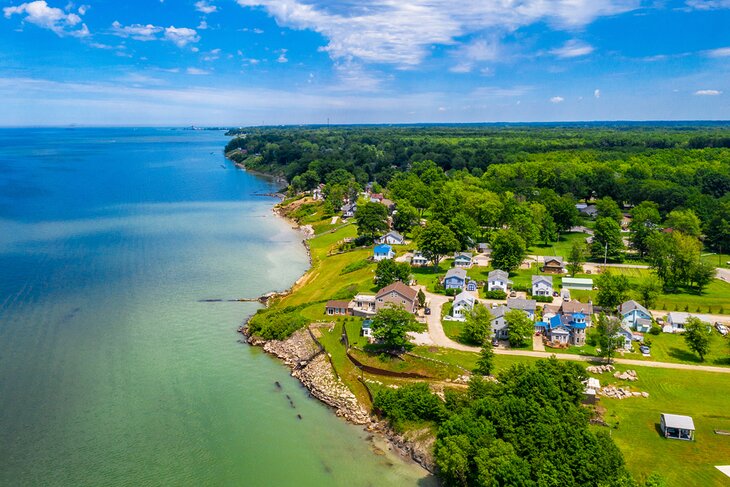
left=3, top=0, right=88, bottom=37
left=706, top=47, right=730, bottom=58
left=685, top=0, right=730, bottom=9
left=550, top=39, right=594, bottom=58
left=449, top=37, right=499, bottom=73
left=236, top=0, right=639, bottom=66
left=164, top=26, right=200, bottom=47
left=694, top=90, right=722, bottom=96
left=194, top=1, right=218, bottom=14
left=277, top=48, right=288, bottom=63
left=77, top=4, right=89, bottom=15
left=111, top=21, right=162, bottom=41
left=197, top=20, right=208, bottom=30
left=594, top=89, right=601, bottom=98
left=550, top=96, right=565, bottom=103
left=186, top=67, right=210, bottom=75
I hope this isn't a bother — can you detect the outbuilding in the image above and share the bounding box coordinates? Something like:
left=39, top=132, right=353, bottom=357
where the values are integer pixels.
left=660, top=413, right=695, bottom=441
left=562, top=277, right=594, bottom=291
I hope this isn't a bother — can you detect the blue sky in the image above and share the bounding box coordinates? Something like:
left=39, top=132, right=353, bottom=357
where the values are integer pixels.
left=1, top=0, right=729, bottom=125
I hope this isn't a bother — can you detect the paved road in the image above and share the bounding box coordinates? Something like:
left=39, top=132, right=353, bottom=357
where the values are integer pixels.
left=411, top=289, right=730, bottom=374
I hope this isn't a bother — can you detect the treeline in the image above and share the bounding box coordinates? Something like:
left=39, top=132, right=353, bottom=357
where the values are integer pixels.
left=373, top=358, right=664, bottom=486
left=224, top=125, right=730, bottom=253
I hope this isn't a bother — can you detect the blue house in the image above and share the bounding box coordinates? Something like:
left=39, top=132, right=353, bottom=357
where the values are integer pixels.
left=541, top=312, right=587, bottom=346
left=373, top=244, right=395, bottom=261
left=443, top=268, right=467, bottom=290
left=618, top=300, right=653, bottom=332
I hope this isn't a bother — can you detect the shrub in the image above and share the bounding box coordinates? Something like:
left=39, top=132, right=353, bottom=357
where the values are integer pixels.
left=649, top=324, right=662, bottom=335
left=512, top=283, right=529, bottom=292
left=483, top=290, right=507, bottom=300
left=445, top=288, right=457, bottom=296
left=373, top=383, right=448, bottom=432
left=533, top=295, right=553, bottom=303
left=247, top=306, right=309, bottom=340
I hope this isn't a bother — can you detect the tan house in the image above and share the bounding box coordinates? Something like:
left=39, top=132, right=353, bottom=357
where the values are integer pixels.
left=375, top=282, right=418, bottom=313
left=325, top=300, right=352, bottom=316
left=542, top=256, right=565, bottom=273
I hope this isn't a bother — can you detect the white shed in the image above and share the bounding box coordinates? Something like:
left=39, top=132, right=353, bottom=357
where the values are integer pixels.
left=660, top=413, right=695, bottom=441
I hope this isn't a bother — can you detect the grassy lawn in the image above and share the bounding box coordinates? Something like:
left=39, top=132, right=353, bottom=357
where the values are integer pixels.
left=595, top=363, right=730, bottom=486
left=529, top=231, right=589, bottom=258
left=702, top=251, right=730, bottom=269
left=633, top=332, right=730, bottom=366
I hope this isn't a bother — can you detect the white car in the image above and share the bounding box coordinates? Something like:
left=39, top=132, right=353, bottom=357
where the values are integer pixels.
left=716, top=323, right=728, bottom=336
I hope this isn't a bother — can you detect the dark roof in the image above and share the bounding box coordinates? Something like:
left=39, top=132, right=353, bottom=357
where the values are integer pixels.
left=618, top=300, right=649, bottom=316
left=376, top=281, right=418, bottom=302
left=507, top=298, right=537, bottom=311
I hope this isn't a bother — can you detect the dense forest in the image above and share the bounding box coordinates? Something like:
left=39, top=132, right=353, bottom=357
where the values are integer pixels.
left=225, top=124, right=730, bottom=254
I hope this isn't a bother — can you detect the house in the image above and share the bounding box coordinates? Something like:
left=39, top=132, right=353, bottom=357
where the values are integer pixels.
left=451, top=291, right=476, bottom=321
left=369, top=193, right=384, bottom=203
left=411, top=251, right=429, bottom=267
left=507, top=298, right=537, bottom=320
left=532, top=275, right=553, bottom=297
left=444, top=268, right=467, bottom=290
left=477, top=242, right=491, bottom=255
left=578, top=204, right=598, bottom=218
left=361, top=319, right=373, bottom=339
left=351, top=294, right=376, bottom=317
left=465, top=279, right=479, bottom=292
left=542, top=256, right=565, bottom=274
left=541, top=313, right=587, bottom=346
left=379, top=231, right=405, bottom=245
left=375, top=281, right=418, bottom=314
left=453, top=252, right=473, bottom=268
left=490, top=305, right=509, bottom=340
left=380, top=198, right=396, bottom=213
left=487, top=269, right=512, bottom=292
left=559, top=299, right=594, bottom=325
left=325, top=300, right=352, bottom=316
left=373, top=244, right=395, bottom=261
left=562, top=277, right=594, bottom=291
left=666, top=312, right=712, bottom=333
left=616, top=326, right=634, bottom=350
left=618, top=300, right=653, bottom=332
left=342, top=202, right=357, bottom=218
left=312, top=184, right=324, bottom=200
left=660, top=414, right=695, bottom=441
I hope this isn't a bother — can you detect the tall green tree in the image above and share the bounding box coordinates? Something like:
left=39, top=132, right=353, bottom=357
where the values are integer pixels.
left=684, top=316, right=712, bottom=361
left=596, top=196, right=623, bottom=223
left=596, top=313, right=624, bottom=363
left=665, top=209, right=702, bottom=237
left=491, top=229, right=527, bottom=272
left=461, top=304, right=493, bottom=345
left=371, top=306, right=421, bottom=351
left=567, top=240, right=587, bottom=276
left=473, top=341, right=495, bottom=376
left=591, top=217, right=625, bottom=262
left=354, top=202, right=389, bottom=240
left=391, top=202, right=419, bottom=233
left=707, top=201, right=730, bottom=252
left=596, top=271, right=631, bottom=309
left=417, top=220, right=460, bottom=267
left=637, top=275, right=663, bottom=309
left=629, top=201, right=661, bottom=257
left=505, top=309, right=533, bottom=348
left=374, top=259, right=411, bottom=287
left=448, top=212, right=480, bottom=251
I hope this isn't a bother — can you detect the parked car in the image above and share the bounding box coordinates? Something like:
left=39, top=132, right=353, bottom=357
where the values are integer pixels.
left=509, top=291, right=517, bottom=297
left=715, top=322, right=728, bottom=336
left=639, top=345, right=651, bottom=354
left=552, top=291, right=559, bottom=297
left=424, top=307, right=431, bottom=315
left=491, top=337, right=499, bottom=347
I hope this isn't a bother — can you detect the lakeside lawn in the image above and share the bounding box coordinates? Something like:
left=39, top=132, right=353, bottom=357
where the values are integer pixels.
left=598, top=363, right=730, bottom=486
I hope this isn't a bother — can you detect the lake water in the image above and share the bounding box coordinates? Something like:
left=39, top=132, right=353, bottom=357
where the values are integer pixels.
left=0, top=128, right=432, bottom=486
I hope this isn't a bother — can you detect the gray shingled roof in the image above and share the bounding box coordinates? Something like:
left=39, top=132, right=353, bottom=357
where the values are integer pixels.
left=532, top=275, right=553, bottom=285
left=445, top=268, right=467, bottom=280
left=488, top=269, right=509, bottom=281
left=507, top=298, right=537, bottom=311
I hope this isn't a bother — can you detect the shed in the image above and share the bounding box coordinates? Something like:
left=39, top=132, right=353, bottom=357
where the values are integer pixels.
left=562, top=277, right=593, bottom=291
left=660, top=413, right=695, bottom=441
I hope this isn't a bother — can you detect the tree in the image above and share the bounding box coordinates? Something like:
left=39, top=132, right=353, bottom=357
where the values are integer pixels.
left=629, top=201, right=661, bottom=257
left=392, top=202, right=419, bottom=233
left=546, top=193, right=579, bottom=233
left=567, top=240, right=587, bottom=276
left=474, top=342, right=495, bottom=376
left=374, top=259, right=411, bottom=287
left=510, top=205, right=540, bottom=249
left=354, top=202, right=389, bottom=240
left=665, top=209, right=702, bottom=237
left=596, top=196, right=623, bottom=223
left=707, top=201, right=730, bottom=252
left=461, top=304, right=493, bottom=345
left=540, top=212, right=558, bottom=246
left=417, top=288, right=426, bottom=308
left=637, top=275, right=663, bottom=309
left=690, top=261, right=715, bottom=293
left=448, top=212, right=479, bottom=250
left=684, top=316, right=712, bottom=361
left=371, top=306, right=421, bottom=351
left=596, top=271, right=631, bottom=309
left=505, top=309, right=533, bottom=348
left=417, top=220, right=460, bottom=267
left=491, top=229, right=526, bottom=272
left=591, top=217, right=624, bottom=262
left=596, top=313, right=624, bottom=363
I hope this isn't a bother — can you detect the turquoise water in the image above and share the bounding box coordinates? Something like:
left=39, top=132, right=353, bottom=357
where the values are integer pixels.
left=0, top=128, right=432, bottom=486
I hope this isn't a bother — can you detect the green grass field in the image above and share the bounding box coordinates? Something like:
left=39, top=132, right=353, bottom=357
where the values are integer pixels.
left=529, top=231, right=589, bottom=257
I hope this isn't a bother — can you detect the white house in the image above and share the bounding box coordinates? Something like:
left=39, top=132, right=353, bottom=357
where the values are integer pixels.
left=373, top=244, right=395, bottom=261
left=451, top=291, right=476, bottom=321
left=666, top=312, right=712, bottom=333
left=532, top=275, right=553, bottom=297
left=411, top=251, right=429, bottom=267
left=453, top=252, right=473, bottom=268
left=379, top=231, right=405, bottom=245
left=361, top=319, right=373, bottom=339
left=487, top=269, right=512, bottom=292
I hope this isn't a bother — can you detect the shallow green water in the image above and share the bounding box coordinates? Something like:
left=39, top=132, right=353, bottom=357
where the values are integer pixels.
left=0, top=128, right=433, bottom=486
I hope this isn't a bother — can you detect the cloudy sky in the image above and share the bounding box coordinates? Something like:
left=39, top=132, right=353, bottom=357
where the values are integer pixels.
left=1, top=0, right=729, bottom=125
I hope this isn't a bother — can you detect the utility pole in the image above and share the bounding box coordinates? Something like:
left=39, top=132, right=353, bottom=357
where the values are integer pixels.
left=604, top=241, right=608, bottom=270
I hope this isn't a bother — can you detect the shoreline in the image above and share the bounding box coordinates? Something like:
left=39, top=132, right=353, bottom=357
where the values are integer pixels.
left=228, top=154, right=436, bottom=477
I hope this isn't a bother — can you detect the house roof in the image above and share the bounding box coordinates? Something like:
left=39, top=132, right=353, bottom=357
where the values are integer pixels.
left=376, top=281, right=418, bottom=302
left=362, top=319, right=372, bottom=329
left=573, top=312, right=586, bottom=319
left=636, top=318, right=653, bottom=327
left=453, top=291, right=476, bottom=306
left=507, top=298, right=537, bottom=311
left=532, top=275, right=553, bottom=285
left=618, top=300, right=649, bottom=316
left=445, top=268, right=467, bottom=280
left=353, top=294, right=376, bottom=302
left=562, top=299, right=594, bottom=316
left=661, top=414, right=695, bottom=430
left=374, top=244, right=392, bottom=253
left=454, top=252, right=473, bottom=260
left=562, top=277, right=594, bottom=286
left=488, top=269, right=510, bottom=281
left=326, top=300, right=351, bottom=309
left=535, top=321, right=548, bottom=328
left=667, top=312, right=712, bottom=324
left=543, top=256, right=564, bottom=266
left=384, top=230, right=403, bottom=241
left=491, top=305, right=508, bottom=320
